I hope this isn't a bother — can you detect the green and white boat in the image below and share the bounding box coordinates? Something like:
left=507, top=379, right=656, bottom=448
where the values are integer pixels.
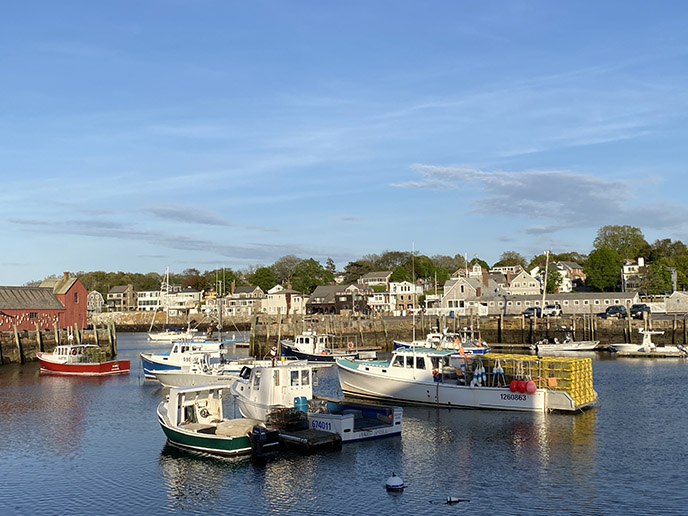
left=157, top=385, right=280, bottom=458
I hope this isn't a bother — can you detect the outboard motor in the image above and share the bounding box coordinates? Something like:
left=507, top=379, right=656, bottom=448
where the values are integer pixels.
left=250, top=425, right=280, bottom=458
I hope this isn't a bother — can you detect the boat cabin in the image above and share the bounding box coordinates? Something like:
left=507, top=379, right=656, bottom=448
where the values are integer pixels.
left=52, top=344, right=100, bottom=363
left=235, top=363, right=314, bottom=415
left=169, top=386, right=225, bottom=429
left=291, top=331, right=333, bottom=354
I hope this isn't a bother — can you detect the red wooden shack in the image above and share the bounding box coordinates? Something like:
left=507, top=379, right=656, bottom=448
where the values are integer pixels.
left=0, top=273, right=88, bottom=332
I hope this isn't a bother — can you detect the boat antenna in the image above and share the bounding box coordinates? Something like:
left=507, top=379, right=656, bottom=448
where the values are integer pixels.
left=540, top=250, right=550, bottom=314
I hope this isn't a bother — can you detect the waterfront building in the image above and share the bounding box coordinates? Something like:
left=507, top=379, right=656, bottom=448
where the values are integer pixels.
left=263, top=285, right=307, bottom=315
left=107, top=284, right=137, bottom=312
left=0, top=272, right=87, bottom=331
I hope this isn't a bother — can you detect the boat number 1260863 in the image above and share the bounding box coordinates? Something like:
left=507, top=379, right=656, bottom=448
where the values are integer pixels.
left=500, top=393, right=527, bottom=402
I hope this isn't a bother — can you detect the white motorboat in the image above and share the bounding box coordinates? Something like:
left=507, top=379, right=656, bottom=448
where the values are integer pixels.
left=336, top=348, right=598, bottom=413
left=612, top=329, right=687, bottom=356
left=140, top=339, right=234, bottom=378
left=231, top=361, right=402, bottom=442
left=157, top=385, right=279, bottom=458
left=533, top=329, right=600, bottom=353
left=393, top=327, right=490, bottom=356
left=151, top=352, right=247, bottom=388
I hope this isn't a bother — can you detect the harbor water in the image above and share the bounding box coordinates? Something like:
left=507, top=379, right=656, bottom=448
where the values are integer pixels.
left=1, top=333, right=687, bottom=515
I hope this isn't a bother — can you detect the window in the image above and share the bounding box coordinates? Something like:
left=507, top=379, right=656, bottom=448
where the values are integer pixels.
left=405, top=356, right=414, bottom=368
left=29, top=312, right=38, bottom=319
left=416, top=357, right=426, bottom=370
left=254, top=370, right=262, bottom=389
left=392, top=356, right=404, bottom=367
left=273, top=370, right=280, bottom=386
left=301, top=369, right=309, bottom=385
left=574, top=300, right=580, bottom=305
left=290, top=370, right=299, bottom=386
left=73, top=292, right=79, bottom=304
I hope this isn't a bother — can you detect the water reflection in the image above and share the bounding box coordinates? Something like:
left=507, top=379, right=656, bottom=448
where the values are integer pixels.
left=158, top=444, right=251, bottom=512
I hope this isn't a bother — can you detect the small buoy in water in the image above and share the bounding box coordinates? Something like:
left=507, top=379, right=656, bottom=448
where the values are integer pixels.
left=446, top=496, right=470, bottom=504
left=386, top=473, right=405, bottom=491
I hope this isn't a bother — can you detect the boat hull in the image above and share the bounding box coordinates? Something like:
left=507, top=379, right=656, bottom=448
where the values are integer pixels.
left=280, top=342, right=356, bottom=362
left=158, top=416, right=253, bottom=457
left=336, top=359, right=583, bottom=413
left=37, top=354, right=130, bottom=376
left=153, top=370, right=239, bottom=388
left=141, top=353, right=180, bottom=378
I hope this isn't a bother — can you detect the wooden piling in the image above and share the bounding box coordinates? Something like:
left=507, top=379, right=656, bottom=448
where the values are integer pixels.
left=250, top=315, right=258, bottom=357
left=13, top=324, right=24, bottom=364
left=54, top=321, right=60, bottom=345
left=74, top=323, right=81, bottom=345
left=110, top=322, right=118, bottom=355
left=35, top=323, right=43, bottom=352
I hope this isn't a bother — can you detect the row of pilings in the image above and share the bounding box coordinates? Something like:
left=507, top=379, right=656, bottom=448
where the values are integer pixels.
left=0, top=322, right=118, bottom=365
left=243, top=312, right=688, bottom=357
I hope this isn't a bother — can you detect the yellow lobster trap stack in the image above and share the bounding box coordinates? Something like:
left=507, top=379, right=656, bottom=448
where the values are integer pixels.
left=481, top=353, right=597, bottom=407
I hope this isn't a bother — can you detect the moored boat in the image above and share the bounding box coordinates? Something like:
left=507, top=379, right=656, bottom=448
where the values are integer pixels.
left=336, top=348, right=598, bottom=413
left=532, top=328, right=600, bottom=353
left=140, top=339, right=235, bottom=378
left=280, top=329, right=363, bottom=362
left=157, top=385, right=279, bottom=458
left=612, top=329, right=688, bottom=357
left=393, top=327, right=490, bottom=356
left=151, top=352, right=277, bottom=388
left=36, top=344, right=130, bottom=376
left=231, top=361, right=402, bottom=442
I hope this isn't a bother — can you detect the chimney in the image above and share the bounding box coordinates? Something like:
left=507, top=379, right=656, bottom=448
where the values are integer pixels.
left=63, top=272, right=69, bottom=280
left=482, top=269, right=489, bottom=287
left=476, top=287, right=482, bottom=297
left=507, top=271, right=512, bottom=285
left=638, top=257, right=645, bottom=267
left=231, top=280, right=236, bottom=294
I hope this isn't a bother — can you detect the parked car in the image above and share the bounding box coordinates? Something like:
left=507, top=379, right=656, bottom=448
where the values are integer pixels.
left=602, top=305, right=627, bottom=319
left=521, top=306, right=542, bottom=318
left=541, top=303, right=562, bottom=317
left=630, top=303, right=651, bottom=319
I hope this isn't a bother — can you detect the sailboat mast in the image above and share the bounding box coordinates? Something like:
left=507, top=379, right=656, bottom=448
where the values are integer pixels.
left=541, top=250, right=550, bottom=310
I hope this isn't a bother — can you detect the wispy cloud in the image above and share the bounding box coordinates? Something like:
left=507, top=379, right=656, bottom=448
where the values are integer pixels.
left=394, top=164, right=688, bottom=234
left=142, top=204, right=232, bottom=227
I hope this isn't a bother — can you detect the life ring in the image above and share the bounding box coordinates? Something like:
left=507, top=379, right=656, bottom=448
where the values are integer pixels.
left=199, top=408, right=210, bottom=418
left=347, top=341, right=354, bottom=350
left=71, top=349, right=77, bottom=355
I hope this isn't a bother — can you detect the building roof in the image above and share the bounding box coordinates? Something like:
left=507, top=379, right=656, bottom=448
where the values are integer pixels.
left=0, top=287, right=65, bottom=310
left=108, top=285, right=131, bottom=294
left=360, top=271, right=392, bottom=279
left=39, top=276, right=79, bottom=295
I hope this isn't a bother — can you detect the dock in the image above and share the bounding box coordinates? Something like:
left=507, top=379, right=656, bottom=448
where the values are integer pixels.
left=278, top=428, right=342, bottom=452
left=266, top=406, right=342, bottom=453
left=616, top=351, right=686, bottom=358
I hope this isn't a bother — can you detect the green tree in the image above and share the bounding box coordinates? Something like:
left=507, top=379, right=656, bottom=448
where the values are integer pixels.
left=271, top=255, right=302, bottom=285
left=493, top=251, right=527, bottom=269
left=637, top=263, right=672, bottom=294
left=344, top=260, right=373, bottom=283
left=546, top=269, right=562, bottom=294
left=290, top=259, right=334, bottom=293
left=584, top=248, right=623, bottom=291
left=390, top=265, right=410, bottom=282
left=248, top=267, right=277, bottom=292
left=593, top=225, right=650, bottom=261
left=325, top=257, right=336, bottom=274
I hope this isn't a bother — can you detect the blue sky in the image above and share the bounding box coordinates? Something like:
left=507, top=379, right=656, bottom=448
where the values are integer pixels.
left=2, top=1, right=688, bottom=285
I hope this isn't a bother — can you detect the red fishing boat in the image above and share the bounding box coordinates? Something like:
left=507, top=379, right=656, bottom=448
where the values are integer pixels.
left=37, top=344, right=130, bottom=376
